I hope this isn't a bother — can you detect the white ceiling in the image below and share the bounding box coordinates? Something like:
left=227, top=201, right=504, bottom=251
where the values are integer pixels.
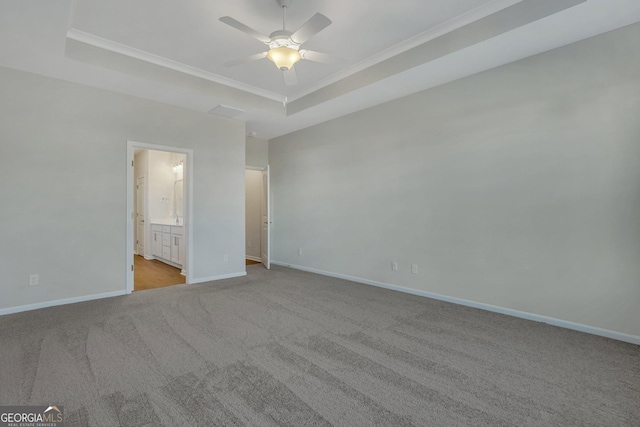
left=1, top=0, right=640, bottom=139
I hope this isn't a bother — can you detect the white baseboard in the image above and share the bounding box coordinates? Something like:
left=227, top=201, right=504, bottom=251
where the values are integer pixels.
left=1, top=271, right=248, bottom=316
left=190, top=271, right=247, bottom=285
left=246, top=255, right=261, bottom=262
left=0, top=290, right=127, bottom=316
left=271, top=261, right=640, bottom=346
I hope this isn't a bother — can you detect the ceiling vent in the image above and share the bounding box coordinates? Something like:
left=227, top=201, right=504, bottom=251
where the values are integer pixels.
left=208, top=104, right=245, bottom=118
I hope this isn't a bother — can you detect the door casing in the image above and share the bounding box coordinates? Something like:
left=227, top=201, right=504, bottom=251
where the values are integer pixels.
left=126, top=140, right=194, bottom=293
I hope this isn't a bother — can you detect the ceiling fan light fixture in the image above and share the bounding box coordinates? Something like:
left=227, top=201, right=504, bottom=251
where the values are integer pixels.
left=267, top=46, right=301, bottom=71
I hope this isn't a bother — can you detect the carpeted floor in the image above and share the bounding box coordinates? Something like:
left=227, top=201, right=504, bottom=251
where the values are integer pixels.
left=0, top=265, right=638, bottom=426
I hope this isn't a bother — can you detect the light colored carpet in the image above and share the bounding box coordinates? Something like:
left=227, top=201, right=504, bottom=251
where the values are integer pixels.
left=0, top=265, right=638, bottom=426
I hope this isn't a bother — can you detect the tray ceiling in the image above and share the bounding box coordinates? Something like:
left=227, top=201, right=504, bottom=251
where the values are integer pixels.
left=1, top=0, right=639, bottom=138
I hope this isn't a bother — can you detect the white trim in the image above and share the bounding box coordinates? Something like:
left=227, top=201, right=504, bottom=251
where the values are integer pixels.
left=157, top=259, right=183, bottom=270
left=262, top=165, right=271, bottom=269
left=0, top=291, right=126, bottom=316
left=67, top=0, right=79, bottom=30
left=66, top=29, right=284, bottom=103
left=65, top=1, right=522, bottom=104
left=287, top=0, right=524, bottom=101
left=245, top=166, right=268, bottom=266
left=271, top=261, right=640, bottom=346
left=127, top=141, right=194, bottom=294
left=190, top=272, right=247, bottom=284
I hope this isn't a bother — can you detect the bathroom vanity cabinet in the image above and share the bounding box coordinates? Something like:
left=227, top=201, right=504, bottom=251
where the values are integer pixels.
left=151, top=223, right=185, bottom=269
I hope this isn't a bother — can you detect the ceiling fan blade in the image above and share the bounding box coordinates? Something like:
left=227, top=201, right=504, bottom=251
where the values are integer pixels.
left=300, top=49, right=338, bottom=64
left=290, top=13, right=332, bottom=45
left=283, top=67, right=298, bottom=86
left=224, top=52, right=268, bottom=67
left=219, top=16, right=271, bottom=43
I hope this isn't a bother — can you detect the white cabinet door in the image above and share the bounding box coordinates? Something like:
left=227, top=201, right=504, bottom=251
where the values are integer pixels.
left=171, top=234, right=180, bottom=264
left=152, top=231, right=163, bottom=257
left=170, top=226, right=184, bottom=267
left=152, top=224, right=184, bottom=267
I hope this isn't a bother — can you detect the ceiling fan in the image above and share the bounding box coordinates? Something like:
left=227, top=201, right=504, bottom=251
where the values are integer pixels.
left=219, top=0, right=335, bottom=86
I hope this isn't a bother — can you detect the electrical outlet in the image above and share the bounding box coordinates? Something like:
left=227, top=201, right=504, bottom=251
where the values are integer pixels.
left=391, top=262, right=398, bottom=271
left=223, top=254, right=229, bottom=262
left=298, top=248, right=302, bottom=256
left=29, top=274, right=39, bottom=286
left=411, top=264, right=418, bottom=274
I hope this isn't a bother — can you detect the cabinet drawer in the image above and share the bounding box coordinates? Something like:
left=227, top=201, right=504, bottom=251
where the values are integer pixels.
left=162, top=226, right=171, bottom=233
left=151, top=224, right=162, bottom=232
left=171, top=226, right=183, bottom=235
left=162, top=246, right=171, bottom=260
left=162, top=233, right=171, bottom=246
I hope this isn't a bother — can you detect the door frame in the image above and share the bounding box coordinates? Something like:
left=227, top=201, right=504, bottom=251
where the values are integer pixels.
left=244, top=167, right=262, bottom=263
left=135, top=176, right=145, bottom=255
left=261, top=165, right=270, bottom=269
left=126, top=140, right=194, bottom=293
left=246, top=165, right=270, bottom=269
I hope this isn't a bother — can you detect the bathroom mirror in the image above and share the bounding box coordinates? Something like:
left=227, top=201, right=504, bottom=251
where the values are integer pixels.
left=174, top=179, right=184, bottom=219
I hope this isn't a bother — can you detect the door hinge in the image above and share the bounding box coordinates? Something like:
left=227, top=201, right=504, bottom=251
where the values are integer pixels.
left=131, top=160, right=134, bottom=167
left=131, top=265, right=134, bottom=272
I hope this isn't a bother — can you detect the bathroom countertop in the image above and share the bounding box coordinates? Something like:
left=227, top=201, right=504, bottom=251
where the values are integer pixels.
left=151, top=218, right=184, bottom=226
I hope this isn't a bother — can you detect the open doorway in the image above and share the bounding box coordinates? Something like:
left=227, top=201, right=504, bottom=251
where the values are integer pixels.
left=126, top=141, right=193, bottom=294
left=245, top=166, right=270, bottom=269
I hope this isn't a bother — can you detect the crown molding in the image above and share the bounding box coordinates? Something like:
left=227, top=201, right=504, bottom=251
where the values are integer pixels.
left=66, top=28, right=285, bottom=102
left=287, top=0, right=524, bottom=101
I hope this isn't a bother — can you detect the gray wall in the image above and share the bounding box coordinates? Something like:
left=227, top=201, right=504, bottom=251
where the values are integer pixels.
left=269, top=23, right=640, bottom=337
left=0, top=66, right=246, bottom=310
left=246, top=136, right=269, bottom=169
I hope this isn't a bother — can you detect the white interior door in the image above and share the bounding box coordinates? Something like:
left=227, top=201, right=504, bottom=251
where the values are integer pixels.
left=136, top=176, right=145, bottom=255
left=261, top=166, right=270, bottom=269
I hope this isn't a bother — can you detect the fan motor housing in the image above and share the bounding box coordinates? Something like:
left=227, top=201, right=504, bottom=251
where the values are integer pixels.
left=268, top=30, right=299, bottom=49
left=269, top=30, right=293, bottom=39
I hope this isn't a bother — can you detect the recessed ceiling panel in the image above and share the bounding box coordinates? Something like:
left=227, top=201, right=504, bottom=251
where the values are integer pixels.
left=71, top=0, right=497, bottom=96
left=4, top=0, right=637, bottom=140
